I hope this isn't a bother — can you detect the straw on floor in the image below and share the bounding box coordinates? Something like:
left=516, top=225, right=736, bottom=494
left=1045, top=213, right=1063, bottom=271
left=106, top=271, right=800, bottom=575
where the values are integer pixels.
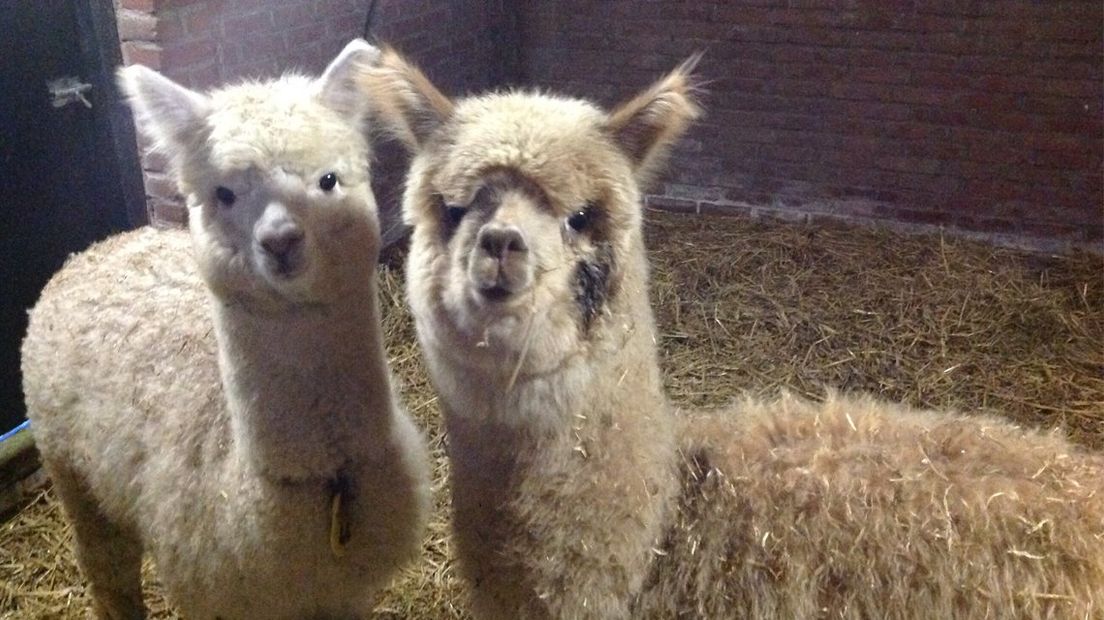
left=2, top=210, right=1101, bottom=618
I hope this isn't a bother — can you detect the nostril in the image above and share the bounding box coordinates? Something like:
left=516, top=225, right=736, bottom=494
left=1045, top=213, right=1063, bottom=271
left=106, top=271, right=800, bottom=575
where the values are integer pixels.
left=478, top=226, right=527, bottom=259
left=479, top=234, right=499, bottom=257
left=260, top=226, right=304, bottom=259
left=506, top=234, right=527, bottom=253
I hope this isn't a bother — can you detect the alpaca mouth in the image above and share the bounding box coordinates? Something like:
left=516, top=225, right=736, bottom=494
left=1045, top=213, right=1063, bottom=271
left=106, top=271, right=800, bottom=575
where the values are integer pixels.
left=478, top=285, right=513, bottom=302
left=469, top=268, right=528, bottom=304
left=468, top=259, right=529, bottom=304
left=267, top=254, right=304, bottom=280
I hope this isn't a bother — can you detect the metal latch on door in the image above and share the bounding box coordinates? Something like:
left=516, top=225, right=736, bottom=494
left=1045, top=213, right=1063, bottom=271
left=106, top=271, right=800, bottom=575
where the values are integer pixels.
left=47, top=76, right=93, bottom=109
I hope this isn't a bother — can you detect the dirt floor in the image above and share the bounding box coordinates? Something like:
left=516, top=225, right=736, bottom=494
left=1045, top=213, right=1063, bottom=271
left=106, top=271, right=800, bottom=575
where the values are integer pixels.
left=2, top=210, right=1101, bottom=618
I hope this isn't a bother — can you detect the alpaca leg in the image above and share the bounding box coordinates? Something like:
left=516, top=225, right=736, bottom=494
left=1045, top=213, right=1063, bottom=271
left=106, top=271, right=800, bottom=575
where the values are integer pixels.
left=48, top=465, right=146, bottom=620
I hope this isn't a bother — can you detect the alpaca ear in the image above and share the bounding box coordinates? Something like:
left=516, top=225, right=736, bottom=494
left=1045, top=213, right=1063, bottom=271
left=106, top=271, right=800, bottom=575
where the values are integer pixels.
left=359, top=46, right=453, bottom=151
left=117, top=64, right=209, bottom=152
left=315, top=38, right=381, bottom=120
left=605, top=54, right=702, bottom=183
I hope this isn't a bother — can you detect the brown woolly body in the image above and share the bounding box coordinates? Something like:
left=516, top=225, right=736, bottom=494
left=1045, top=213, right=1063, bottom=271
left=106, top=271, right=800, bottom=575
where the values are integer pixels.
left=365, top=48, right=1104, bottom=618
left=643, top=394, right=1104, bottom=618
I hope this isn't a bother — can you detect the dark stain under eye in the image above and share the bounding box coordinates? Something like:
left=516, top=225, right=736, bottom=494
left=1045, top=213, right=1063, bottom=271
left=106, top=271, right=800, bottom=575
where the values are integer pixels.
left=574, top=242, right=614, bottom=332
left=319, top=172, right=338, bottom=191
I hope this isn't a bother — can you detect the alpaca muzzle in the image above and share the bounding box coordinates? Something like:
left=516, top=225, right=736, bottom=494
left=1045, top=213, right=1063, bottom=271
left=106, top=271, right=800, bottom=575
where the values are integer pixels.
left=469, top=222, right=532, bottom=301
left=255, top=205, right=306, bottom=278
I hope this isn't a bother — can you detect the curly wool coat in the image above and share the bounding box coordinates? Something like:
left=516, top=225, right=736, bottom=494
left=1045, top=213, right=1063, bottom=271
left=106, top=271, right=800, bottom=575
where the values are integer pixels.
left=21, top=41, right=431, bottom=619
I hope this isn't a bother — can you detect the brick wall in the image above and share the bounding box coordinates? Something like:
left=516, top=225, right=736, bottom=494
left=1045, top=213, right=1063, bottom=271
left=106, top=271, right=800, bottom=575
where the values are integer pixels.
left=364, top=1, right=517, bottom=244
left=518, top=1, right=1104, bottom=250
left=115, top=0, right=515, bottom=235
left=114, top=1, right=1103, bottom=249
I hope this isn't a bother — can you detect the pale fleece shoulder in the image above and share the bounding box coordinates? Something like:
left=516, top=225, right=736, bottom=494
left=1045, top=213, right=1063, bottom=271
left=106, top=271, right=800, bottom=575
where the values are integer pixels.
left=23, top=227, right=225, bottom=507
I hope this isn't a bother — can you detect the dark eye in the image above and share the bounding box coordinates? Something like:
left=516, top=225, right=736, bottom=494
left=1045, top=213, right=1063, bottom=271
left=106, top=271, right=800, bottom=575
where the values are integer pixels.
left=215, top=186, right=236, bottom=207
left=567, top=208, right=591, bottom=232
left=445, top=205, right=467, bottom=226
left=319, top=172, right=338, bottom=191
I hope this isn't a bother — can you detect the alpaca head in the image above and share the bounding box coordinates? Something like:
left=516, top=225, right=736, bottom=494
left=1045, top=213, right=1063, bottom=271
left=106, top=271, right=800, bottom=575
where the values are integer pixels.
left=364, top=49, right=699, bottom=374
left=119, top=40, right=382, bottom=308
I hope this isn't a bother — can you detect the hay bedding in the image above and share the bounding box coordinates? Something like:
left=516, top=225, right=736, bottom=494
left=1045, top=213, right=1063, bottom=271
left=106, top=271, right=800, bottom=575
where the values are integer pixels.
left=1, top=210, right=1100, bottom=618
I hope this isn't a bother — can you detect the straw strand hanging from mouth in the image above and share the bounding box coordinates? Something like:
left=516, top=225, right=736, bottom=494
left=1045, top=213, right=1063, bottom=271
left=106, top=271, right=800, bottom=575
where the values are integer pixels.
left=506, top=286, right=541, bottom=393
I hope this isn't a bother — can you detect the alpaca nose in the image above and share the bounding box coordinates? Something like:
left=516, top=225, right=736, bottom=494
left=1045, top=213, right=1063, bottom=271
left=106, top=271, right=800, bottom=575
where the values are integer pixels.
left=259, top=222, right=304, bottom=263
left=477, top=224, right=527, bottom=260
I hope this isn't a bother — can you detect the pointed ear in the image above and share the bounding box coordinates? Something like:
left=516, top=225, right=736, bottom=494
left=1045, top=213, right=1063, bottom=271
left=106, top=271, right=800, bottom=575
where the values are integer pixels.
left=359, top=46, right=453, bottom=151
left=605, top=54, right=702, bottom=183
left=315, top=38, right=381, bottom=120
left=117, top=64, right=209, bottom=152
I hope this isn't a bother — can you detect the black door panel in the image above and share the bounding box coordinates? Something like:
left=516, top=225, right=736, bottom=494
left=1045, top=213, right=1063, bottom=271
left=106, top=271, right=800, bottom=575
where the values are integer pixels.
left=0, top=1, right=145, bottom=433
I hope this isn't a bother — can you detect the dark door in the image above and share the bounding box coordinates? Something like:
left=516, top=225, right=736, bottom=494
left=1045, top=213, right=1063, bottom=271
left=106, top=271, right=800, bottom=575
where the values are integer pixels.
left=0, top=1, right=146, bottom=433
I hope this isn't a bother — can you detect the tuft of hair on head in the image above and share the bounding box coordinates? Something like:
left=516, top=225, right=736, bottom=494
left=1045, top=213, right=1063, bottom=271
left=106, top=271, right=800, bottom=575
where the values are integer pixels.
left=605, top=53, right=704, bottom=187
left=358, top=45, right=454, bottom=150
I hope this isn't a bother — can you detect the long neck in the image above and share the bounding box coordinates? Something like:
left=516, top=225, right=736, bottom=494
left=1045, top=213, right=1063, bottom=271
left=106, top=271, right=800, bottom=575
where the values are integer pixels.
left=214, top=273, right=395, bottom=481
left=442, top=237, right=679, bottom=609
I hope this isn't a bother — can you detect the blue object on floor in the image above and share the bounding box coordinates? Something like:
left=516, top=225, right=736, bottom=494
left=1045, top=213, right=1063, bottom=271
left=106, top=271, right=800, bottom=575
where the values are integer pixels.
left=0, top=420, right=29, bottom=444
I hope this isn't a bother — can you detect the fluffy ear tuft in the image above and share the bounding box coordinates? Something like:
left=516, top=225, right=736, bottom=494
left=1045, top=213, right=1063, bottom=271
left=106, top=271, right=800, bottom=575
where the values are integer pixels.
left=605, top=54, right=703, bottom=184
left=117, top=64, right=209, bottom=153
left=315, top=38, right=382, bottom=121
left=359, top=46, right=453, bottom=151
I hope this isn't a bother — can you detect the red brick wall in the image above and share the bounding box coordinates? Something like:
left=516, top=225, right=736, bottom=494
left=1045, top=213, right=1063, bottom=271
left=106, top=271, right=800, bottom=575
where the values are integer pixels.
left=115, top=0, right=515, bottom=233
left=115, top=1, right=1103, bottom=248
left=364, top=1, right=518, bottom=244
left=518, top=1, right=1104, bottom=249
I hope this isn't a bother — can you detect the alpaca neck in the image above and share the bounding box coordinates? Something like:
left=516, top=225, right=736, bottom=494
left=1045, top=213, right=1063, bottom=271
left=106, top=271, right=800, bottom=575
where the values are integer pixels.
left=444, top=262, right=678, bottom=600
left=214, top=276, right=394, bottom=482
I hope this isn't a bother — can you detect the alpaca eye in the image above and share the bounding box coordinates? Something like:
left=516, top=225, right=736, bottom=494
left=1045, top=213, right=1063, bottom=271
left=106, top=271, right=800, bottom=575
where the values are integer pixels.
left=319, top=172, right=338, bottom=192
left=445, top=205, right=467, bottom=226
left=215, top=186, right=236, bottom=207
left=567, top=208, right=590, bottom=232
left=435, top=192, right=468, bottom=227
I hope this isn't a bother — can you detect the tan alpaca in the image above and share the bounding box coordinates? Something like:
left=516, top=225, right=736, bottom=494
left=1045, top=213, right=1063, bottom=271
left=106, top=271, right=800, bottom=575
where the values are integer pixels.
left=364, top=49, right=1104, bottom=619
left=21, top=41, right=431, bottom=619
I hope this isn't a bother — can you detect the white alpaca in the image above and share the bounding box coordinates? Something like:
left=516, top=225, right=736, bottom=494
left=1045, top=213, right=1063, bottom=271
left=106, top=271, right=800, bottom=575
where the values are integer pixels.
left=21, top=40, right=431, bottom=619
left=364, top=48, right=1104, bottom=619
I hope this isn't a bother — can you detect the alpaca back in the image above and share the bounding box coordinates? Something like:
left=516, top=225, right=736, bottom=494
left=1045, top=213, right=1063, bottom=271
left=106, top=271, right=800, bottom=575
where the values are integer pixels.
left=23, top=228, right=223, bottom=525
left=640, top=393, right=1104, bottom=618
